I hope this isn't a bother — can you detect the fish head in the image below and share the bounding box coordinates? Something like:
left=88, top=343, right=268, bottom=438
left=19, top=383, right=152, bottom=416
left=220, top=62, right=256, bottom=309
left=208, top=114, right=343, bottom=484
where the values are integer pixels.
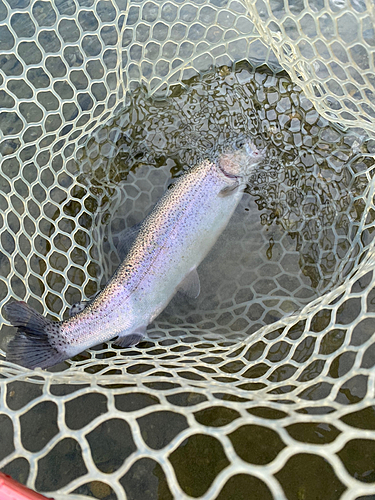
left=217, top=140, right=265, bottom=180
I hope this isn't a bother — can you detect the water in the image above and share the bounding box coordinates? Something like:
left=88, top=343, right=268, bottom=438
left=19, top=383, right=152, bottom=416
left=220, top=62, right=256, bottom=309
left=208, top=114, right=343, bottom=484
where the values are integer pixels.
left=69, top=62, right=372, bottom=355
left=1, top=63, right=374, bottom=499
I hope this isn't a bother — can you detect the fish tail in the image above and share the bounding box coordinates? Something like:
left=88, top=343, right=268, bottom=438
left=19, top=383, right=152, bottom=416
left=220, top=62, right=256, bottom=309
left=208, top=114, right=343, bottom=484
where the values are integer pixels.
left=5, top=301, right=65, bottom=369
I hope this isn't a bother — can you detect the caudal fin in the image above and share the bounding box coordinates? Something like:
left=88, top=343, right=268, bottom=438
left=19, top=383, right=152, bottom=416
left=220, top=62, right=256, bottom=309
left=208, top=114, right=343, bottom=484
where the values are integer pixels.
left=5, top=301, right=65, bottom=369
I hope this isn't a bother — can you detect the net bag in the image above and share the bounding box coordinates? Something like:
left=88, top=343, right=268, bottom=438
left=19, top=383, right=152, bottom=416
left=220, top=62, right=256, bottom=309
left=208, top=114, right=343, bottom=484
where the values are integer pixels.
left=1, top=0, right=375, bottom=499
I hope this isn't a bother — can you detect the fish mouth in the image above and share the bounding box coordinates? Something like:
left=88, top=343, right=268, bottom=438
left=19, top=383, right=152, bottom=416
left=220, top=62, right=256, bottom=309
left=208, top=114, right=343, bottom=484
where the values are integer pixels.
left=218, top=163, right=239, bottom=179
left=216, top=140, right=265, bottom=180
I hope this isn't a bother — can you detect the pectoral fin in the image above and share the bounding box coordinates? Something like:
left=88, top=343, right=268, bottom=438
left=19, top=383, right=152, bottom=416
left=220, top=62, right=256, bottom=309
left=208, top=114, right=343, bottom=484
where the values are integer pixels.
left=114, top=326, right=147, bottom=348
left=177, top=268, right=201, bottom=299
left=219, top=181, right=239, bottom=197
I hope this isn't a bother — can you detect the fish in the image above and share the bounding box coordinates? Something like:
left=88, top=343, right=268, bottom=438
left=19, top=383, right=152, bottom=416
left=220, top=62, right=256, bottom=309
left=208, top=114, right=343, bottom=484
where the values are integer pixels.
left=5, top=141, right=264, bottom=369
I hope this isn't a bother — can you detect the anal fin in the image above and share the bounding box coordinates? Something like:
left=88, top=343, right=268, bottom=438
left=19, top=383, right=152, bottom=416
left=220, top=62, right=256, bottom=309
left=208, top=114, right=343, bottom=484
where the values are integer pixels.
left=114, top=326, right=147, bottom=348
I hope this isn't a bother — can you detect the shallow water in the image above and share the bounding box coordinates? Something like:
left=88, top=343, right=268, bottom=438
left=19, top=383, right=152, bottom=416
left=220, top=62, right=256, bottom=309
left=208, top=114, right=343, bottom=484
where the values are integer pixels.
left=67, top=62, right=373, bottom=350
left=1, top=63, right=375, bottom=500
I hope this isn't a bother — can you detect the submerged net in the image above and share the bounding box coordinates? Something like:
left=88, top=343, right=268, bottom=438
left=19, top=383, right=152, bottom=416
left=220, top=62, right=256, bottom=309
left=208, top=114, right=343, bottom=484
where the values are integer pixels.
left=1, top=0, right=375, bottom=498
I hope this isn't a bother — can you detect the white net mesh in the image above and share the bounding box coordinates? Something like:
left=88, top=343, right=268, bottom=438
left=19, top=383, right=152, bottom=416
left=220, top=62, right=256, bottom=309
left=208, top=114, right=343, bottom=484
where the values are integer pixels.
left=1, top=0, right=375, bottom=499
left=246, top=0, right=375, bottom=131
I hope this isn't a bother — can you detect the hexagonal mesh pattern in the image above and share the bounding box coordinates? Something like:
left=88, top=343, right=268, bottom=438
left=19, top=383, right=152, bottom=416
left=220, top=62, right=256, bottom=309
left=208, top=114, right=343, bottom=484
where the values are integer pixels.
left=1, top=1, right=375, bottom=499
left=246, top=0, right=375, bottom=131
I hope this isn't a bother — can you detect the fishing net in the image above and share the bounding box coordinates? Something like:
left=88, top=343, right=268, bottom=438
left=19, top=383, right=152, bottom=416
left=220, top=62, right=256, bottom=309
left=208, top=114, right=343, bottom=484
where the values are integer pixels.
left=1, top=0, right=375, bottom=498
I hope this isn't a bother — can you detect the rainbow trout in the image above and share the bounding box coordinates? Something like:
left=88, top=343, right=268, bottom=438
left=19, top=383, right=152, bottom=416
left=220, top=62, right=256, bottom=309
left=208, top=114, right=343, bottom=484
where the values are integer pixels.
left=5, top=142, right=264, bottom=369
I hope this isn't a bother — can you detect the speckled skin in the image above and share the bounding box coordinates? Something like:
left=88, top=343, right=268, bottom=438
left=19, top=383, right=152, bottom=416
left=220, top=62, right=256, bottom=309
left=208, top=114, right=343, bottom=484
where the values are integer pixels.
left=7, top=143, right=263, bottom=367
